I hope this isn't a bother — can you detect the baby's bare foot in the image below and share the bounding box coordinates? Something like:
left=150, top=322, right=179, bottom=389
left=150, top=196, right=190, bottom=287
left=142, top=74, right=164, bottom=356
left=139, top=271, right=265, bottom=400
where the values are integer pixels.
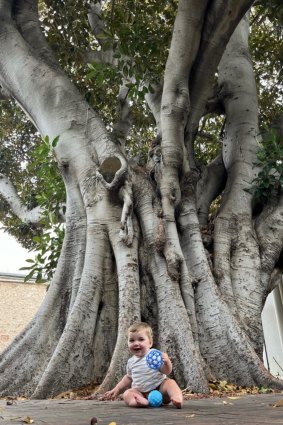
left=134, top=394, right=149, bottom=407
left=171, top=396, right=183, bottom=409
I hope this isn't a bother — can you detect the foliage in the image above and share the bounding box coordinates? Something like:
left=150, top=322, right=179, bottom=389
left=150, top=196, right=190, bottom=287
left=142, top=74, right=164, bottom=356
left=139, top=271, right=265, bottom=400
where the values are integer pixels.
left=27, top=135, right=64, bottom=214
left=20, top=223, right=64, bottom=283
left=19, top=136, right=65, bottom=282
left=256, top=0, right=283, bottom=25
left=40, top=0, right=175, bottom=133
left=249, top=128, right=283, bottom=203
left=0, top=101, right=43, bottom=249
left=103, top=0, right=175, bottom=96
left=195, top=115, right=224, bottom=165
left=0, top=1, right=283, bottom=280
left=250, top=3, right=283, bottom=127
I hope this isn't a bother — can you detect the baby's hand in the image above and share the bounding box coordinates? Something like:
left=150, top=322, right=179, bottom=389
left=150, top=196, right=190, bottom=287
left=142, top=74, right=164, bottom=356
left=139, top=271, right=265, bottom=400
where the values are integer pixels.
left=104, top=388, right=119, bottom=400
left=161, top=352, right=170, bottom=365
left=160, top=352, right=173, bottom=374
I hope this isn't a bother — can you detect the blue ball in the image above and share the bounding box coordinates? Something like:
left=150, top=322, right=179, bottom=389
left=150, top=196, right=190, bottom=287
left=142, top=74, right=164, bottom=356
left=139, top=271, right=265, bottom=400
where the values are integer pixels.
left=148, top=390, right=163, bottom=407
left=146, top=349, right=163, bottom=370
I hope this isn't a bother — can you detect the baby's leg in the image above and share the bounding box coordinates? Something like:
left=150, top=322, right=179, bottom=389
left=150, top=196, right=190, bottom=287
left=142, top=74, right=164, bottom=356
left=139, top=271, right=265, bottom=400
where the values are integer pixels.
left=123, top=389, right=149, bottom=408
left=159, top=378, right=183, bottom=409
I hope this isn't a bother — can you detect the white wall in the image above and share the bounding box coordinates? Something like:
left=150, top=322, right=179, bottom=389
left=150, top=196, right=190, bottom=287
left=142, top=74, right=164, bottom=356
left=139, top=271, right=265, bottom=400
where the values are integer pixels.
left=262, top=281, right=283, bottom=378
left=0, top=227, right=35, bottom=274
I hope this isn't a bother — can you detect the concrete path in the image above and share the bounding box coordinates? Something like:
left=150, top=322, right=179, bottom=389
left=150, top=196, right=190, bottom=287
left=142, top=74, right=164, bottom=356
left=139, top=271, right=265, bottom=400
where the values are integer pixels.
left=0, top=394, right=282, bottom=425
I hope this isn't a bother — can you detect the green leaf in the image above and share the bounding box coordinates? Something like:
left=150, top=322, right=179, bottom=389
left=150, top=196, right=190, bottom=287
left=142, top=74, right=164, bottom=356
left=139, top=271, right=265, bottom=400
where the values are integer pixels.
left=24, top=271, right=35, bottom=282
left=52, top=135, right=60, bottom=148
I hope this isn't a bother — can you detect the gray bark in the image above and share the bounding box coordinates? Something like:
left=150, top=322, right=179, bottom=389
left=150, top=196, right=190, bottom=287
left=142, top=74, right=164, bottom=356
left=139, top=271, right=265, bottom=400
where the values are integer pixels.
left=0, top=0, right=282, bottom=399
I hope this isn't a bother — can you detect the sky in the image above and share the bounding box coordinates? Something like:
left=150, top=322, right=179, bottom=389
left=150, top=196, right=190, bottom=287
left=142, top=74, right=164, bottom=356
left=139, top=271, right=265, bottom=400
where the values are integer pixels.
left=0, top=226, right=35, bottom=274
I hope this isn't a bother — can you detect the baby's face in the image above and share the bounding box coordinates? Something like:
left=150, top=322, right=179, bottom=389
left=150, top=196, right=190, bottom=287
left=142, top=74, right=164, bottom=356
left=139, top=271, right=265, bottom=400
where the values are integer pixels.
left=128, top=330, right=152, bottom=357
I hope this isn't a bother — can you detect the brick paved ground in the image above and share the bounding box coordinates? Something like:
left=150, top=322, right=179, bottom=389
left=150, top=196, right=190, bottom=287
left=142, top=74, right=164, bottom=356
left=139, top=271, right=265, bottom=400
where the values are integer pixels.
left=0, top=394, right=282, bottom=425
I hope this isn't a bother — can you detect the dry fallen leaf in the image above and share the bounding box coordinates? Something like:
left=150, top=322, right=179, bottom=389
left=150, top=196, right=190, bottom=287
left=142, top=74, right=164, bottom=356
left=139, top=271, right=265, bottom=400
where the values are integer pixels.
left=209, top=383, right=218, bottom=391
left=273, top=399, right=283, bottom=408
left=186, top=414, right=196, bottom=418
left=108, top=422, right=117, bottom=425
left=22, top=416, right=34, bottom=423
left=223, top=400, right=233, bottom=406
left=228, top=396, right=240, bottom=400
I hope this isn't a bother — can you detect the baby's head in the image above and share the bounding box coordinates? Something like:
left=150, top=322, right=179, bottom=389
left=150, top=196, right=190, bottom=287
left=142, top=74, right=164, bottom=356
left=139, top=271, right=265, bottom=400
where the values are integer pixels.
left=128, top=322, right=153, bottom=346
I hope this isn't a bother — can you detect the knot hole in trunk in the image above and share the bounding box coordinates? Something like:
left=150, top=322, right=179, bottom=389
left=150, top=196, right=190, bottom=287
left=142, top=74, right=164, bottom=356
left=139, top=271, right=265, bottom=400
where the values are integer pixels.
left=99, top=156, right=121, bottom=183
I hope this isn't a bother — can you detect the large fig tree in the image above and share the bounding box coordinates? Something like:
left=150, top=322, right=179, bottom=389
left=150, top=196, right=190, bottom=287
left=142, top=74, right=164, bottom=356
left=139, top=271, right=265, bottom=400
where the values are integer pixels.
left=0, top=0, right=282, bottom=398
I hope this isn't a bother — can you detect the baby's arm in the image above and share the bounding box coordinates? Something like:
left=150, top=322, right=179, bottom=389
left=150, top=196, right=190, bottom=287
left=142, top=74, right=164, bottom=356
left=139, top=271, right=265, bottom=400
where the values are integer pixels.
left=160, top=352, right=173, bottom=375
left=104, top=374, right=132, bottom=399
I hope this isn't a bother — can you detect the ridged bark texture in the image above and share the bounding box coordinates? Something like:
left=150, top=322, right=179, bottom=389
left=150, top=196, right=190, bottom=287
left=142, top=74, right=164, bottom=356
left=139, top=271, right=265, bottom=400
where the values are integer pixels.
left=0, top=1, right=282, bottom=398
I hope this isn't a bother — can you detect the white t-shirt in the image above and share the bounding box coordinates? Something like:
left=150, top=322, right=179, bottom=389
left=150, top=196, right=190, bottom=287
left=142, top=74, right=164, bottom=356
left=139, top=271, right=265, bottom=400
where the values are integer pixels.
left=127, top=348, right=166, bottom=392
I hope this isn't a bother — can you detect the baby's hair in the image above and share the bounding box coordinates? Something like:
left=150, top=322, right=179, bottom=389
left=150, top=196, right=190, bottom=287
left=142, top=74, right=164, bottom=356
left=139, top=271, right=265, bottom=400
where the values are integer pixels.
left=128, top=322, right=153, bottom=343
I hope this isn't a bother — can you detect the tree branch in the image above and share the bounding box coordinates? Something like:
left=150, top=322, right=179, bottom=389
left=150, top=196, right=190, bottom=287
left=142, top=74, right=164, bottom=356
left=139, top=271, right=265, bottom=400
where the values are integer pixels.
left=268, top=267, right=283, bottom=293
left=87, top=2, right=133, bottom=147
left=161, top=0, right=209, bottom=177
left=112, top=84, right=131, bottom=150
left=160, top=0, right=209, bottom=198
left=87, top=1, right=111, bottom=48
left=186, top=0, right=256, bottom=161
left=86, top=2, right=166, bottom=144
left=256, top=194, right=283, bottom=292
left=0, top=173, right=42, bottom=223
left=153, top=0, right=209, bottom=277
left=118, top=175, right=133, bottom=246
left=145, top=82, right=163, bottom=136
left=84, top=1, right=118, bottom=66
left=212, top=14, right=264, bottom=354
left=197, top=154, right=226, bottom=226
left=12, top=0, right=59, bottom=69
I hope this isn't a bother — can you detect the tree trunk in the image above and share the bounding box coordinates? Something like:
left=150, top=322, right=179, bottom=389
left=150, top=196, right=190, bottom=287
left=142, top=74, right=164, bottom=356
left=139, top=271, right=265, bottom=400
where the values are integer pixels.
left=0, top=1, right=282, bottom=398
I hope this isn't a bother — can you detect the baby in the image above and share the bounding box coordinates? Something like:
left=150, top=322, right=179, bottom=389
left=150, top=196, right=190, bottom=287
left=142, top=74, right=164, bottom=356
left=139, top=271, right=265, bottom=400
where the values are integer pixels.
left=105, top=322, right=183, bottom=408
